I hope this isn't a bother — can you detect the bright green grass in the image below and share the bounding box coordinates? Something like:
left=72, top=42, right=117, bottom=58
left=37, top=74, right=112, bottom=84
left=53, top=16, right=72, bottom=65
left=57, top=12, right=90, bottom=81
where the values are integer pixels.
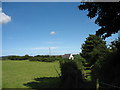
left=86, top=69, right=92, bottom=81
left=0, top=61, right=2, bottom=89
left=2, top=60, right=60, bottom=88
left=86, top=69, right=91, bottom=74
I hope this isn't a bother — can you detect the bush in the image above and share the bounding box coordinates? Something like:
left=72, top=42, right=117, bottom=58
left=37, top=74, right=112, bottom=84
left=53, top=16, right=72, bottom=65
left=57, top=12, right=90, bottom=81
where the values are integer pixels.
left=29, top=56, right=62, bottom=62
left=5, top=55, right=33, bottom=60
left=91, top=39, right=120, bottom=88
left=59, top=59, right=83, bottom=88
left=42, top=57, right=54, bottom=62
left=2, top=55, right=62, bottom=62
left=29, top=57, right=43, bottom=62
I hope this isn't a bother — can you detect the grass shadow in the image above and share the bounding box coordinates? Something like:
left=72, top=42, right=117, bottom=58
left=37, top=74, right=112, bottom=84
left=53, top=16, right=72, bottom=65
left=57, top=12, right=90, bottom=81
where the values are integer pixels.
left=82, top=80, right=96, bottom=89
left=24, top=77, right=61, bottom=89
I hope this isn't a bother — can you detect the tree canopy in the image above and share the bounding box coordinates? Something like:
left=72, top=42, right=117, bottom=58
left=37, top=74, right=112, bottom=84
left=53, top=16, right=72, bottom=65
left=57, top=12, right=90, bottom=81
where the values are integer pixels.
left=80, top=34, right=107, bottom=65
left=78, top=2, right=120, bottom=39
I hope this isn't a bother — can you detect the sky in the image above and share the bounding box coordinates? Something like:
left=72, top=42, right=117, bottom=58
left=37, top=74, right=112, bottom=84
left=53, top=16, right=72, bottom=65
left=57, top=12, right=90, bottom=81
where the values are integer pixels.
left=1, top=2, right=118, bottom=56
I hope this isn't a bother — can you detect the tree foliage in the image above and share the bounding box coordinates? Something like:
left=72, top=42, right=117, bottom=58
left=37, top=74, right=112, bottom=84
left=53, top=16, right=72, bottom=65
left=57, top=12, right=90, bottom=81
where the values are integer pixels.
left=78, top=2, right=120, bottom=39
left=91, top=38, right=120, bottom=87
left=2, top=55, right=62, bottom=62
left=81, top=34, right=107, bottom=65
left=59, top=59, right=83, bottom=88
left=4, top=55, right=32, bottom=60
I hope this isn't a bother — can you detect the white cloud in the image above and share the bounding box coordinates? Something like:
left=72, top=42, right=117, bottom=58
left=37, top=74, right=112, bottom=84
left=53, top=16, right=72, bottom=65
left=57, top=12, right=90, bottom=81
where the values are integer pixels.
left=0, top=8, right=11, bottom=24
left=50, top=31, right=57, bottom=35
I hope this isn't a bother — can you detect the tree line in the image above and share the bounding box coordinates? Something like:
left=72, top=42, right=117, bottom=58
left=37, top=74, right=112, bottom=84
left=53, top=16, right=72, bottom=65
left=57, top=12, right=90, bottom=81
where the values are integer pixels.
left=78, top=2, right=120, bottom=89
left=2, top=55, right=62, bottom=62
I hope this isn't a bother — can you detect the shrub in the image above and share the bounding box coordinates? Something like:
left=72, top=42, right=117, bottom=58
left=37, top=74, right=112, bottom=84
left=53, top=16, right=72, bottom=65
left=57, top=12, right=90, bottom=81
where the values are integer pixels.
left=6, top=55, right=33, bottom=60
left=91, top=38, right=120, bottom=88
left=59, top=59, right=83, bottom=88
left=29, top=57, right=43, bottom=62
left=29, top=56, right=62, bottom=62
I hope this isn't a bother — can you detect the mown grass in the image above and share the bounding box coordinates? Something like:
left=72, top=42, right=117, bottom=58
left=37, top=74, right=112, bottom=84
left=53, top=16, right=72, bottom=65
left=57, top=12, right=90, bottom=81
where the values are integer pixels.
left=85, top=68, right=92, bottom=81
left=83, top=67, right=95, bottom=88
left=0, top=61, right=2, bottom=89
left=2, top=60, right=60, bottom=88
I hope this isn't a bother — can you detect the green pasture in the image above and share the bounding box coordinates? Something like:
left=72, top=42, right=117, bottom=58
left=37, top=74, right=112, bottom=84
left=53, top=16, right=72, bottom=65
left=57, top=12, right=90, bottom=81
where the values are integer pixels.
left=0, top=61, right=2, bottom=89
left=2, top=60, right=60, bottom=88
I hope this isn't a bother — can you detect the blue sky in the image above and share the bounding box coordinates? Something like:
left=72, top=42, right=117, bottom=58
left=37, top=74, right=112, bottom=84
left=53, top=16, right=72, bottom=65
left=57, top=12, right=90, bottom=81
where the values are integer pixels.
left=2, top=2, right=118, bottom=56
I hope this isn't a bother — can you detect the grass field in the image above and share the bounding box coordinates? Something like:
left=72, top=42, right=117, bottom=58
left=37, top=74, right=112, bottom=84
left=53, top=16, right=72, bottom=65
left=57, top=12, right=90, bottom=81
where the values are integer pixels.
left=2, top=60, right=61, bottom=88
left=0, top=61, right=2, bottom=89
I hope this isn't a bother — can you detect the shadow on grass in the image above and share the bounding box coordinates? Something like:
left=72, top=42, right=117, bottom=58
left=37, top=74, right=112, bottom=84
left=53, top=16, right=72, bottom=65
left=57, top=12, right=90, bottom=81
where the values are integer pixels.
left=85, top=68, right=91, bottom=70
left=24, top=77, right=61, bottom=89
left=82, top=80, right=96, bottom=89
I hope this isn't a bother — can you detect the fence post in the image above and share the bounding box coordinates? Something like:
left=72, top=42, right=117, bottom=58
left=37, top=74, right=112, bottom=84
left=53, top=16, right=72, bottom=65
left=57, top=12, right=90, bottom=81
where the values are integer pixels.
left=96, top=78, right=99, bottom=90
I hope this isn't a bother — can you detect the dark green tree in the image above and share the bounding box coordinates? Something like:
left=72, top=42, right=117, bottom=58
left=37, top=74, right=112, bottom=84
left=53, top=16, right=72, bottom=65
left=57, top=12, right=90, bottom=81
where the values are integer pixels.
left=91, top=38, right=120, bottom=87
left=78, top=2, right=120, bottom=39
left=22, top=54, right=32, bottom=60
left=81, top=34, right=107, bottom=65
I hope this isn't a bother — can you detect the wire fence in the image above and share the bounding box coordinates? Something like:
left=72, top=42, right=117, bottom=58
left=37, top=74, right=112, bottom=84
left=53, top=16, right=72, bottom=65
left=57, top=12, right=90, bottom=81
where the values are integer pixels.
left=96, top=79, right=120, bottom=89
left=99, top=81, right=120, bottom=89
